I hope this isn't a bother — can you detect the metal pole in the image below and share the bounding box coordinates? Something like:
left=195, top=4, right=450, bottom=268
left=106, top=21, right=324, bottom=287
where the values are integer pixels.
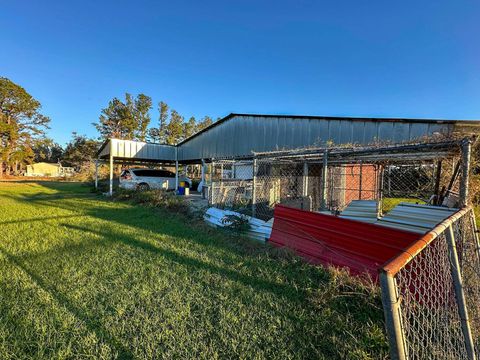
left=201, top=159, right=206, bottom=197
left=252, top=158, right=257, bottom=218
left=302, top=162, right=309, bottom=197
left=377, top=165, right=384, bottom=217
left=446, top=225, right=477, bottom=360
left=460, top=138, right=472, bottom=207
left=320, top=149, right=328, bottom=210
left=95, top=159, right=99, bottom=190
left=380, top=272, right=407, bottom=360
left=109, top=154, right=113, bottom=196
left=175, top=147, right=179, bottom=194
left=358, top=161, right=363, bottom=200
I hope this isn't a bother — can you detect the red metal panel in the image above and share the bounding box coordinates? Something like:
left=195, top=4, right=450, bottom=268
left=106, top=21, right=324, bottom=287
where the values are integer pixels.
left=269, top=205, right=421, bottom=279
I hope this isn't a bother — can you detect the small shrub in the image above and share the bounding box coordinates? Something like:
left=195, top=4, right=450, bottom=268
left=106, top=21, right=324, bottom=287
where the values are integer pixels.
left=221, top=214, right=251, bottom=233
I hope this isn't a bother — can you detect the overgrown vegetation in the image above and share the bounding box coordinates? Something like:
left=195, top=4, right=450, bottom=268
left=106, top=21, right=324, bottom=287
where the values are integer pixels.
left=0, top=181, right=388, bottom=359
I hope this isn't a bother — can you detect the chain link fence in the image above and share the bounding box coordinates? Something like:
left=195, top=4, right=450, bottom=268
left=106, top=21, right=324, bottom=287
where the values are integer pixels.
left=208, top=140, right=468, bottom=221
left=380, top=207, right=479, bottom=360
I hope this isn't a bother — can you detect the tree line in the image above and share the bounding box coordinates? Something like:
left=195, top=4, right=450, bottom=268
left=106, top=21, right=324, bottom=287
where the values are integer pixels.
left=94, top=93, right=214, bottom=145
left=0, top=77, right=216, bottom=176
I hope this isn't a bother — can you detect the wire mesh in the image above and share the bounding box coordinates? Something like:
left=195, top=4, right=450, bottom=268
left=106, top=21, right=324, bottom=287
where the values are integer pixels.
left=209, top=150, right=463, bottom=221
left=454, top=210, right=480, bottom=359
left=395, top=231, right=469, bottom=359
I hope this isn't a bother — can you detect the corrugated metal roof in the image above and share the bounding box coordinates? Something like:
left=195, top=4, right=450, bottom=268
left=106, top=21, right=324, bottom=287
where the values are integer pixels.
left=177, top=114, right=477, bottom=161
left=97, top=139, right=176, bottom=162
left=376, top=203, right=458, bottom=234
left=339, top=200, right=379, bottom=223
left=269, top=205, right=420, bottom=279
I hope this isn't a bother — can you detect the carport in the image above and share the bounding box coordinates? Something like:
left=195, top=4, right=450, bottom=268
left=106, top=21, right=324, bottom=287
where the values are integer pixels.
left=96, top=139, right=178, bottom=195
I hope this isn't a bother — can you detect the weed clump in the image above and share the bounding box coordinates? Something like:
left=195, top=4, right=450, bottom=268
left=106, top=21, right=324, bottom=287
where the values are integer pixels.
left=113, top=189, right=189, bottom=214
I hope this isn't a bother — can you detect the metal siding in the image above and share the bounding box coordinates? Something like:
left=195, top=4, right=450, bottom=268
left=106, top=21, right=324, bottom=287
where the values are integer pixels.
left=176, top=115, right=457, bottom=161
left=409, top=122, right=429, bottom=140
left=392, top=123, right=410, bottom=143
left=352, top=121, right=365, bottom=144
left=378, top=122, right=394, bottom=142
left=270, top=205, right=420, bottom=279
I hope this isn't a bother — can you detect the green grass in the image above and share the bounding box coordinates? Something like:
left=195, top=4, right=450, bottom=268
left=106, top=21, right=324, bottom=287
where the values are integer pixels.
left=0, top=181, right=388, bottom=359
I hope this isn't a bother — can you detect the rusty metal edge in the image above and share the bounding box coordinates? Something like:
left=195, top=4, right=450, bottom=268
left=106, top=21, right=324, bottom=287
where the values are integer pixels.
left=380, top=206, right=473, bottom=276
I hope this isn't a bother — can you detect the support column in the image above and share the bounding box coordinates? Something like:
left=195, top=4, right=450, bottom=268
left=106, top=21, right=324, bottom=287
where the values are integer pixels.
left=380, top=272, right=407, bottom=360
left=460, top=138, right=472, bottom=207
left=95, top=159, right=99, bottom=190
left=175, top=147, right=179, bottom=193
left=446, top=225, right=477, bottom=360
left=109, top=154, right=113, bottom=196
left=320, top=149, right=328, bottom=210
left=252, top=158, right=257, bottom=218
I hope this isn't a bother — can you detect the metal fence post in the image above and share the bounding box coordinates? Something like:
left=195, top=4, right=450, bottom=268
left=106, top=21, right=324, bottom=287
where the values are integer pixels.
left=320, top=149, right=328, bottom=210
left=210, top=160, right=215, bottom=206
left=460, top=138, right=472, bottom=207
left=302, top=162, right=309, bottom=197
left=252, top=158, right=257, bottom=218
left=380, top=271, right=407, bottom=360
left=446, top=225, right=477, bottom=360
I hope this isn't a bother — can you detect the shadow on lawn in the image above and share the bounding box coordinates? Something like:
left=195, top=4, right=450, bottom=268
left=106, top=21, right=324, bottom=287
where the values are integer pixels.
left=7, top=189, right=312, bottom=303
left=0, top=244, right=135, bottom=359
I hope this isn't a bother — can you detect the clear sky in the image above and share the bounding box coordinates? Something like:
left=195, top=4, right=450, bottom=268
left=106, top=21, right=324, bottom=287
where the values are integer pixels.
left=1, top=0, right=479, bottom=145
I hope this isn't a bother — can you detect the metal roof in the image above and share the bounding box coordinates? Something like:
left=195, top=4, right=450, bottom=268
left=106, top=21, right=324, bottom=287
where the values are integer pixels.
left=177, top=114, right=478, bottom=162
left=376, top=203, right=458, bottom=234
left=177, top=113, right=479, bottom=147
left=96, top=114, right=479, bottom=163
left=97, top=138, right=176, bottom=162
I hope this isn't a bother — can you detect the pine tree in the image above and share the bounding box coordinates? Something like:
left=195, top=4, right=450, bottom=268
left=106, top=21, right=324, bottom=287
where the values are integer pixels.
left=0, top=77, right=50, bottom=176
left=166, top=109, right=184, bottom=145
left=183, top=116, right=197, bottom=139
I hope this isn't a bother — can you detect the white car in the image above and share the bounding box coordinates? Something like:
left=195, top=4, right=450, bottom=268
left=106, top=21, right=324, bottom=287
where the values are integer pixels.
left=119, top=168, right=192, bottom=191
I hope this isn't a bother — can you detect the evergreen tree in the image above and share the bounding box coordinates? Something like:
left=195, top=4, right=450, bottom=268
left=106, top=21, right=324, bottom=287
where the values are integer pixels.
left=62, top=132, right=99, bottom=170
left=0, top=77, right=50, bottom=176
left=183, top=116, right=197, bottom=139
left=197, top=116, right=213, bottom=131
left=94, top=93, right=152, bottom=141
left=166, top=109, right=184, bottom=145
left=133, top=94, right=152, bottom=141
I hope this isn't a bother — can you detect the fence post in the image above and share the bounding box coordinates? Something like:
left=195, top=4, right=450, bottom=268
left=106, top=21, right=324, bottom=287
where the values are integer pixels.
left=377, top=165, right=384, bottom=217
left=460, top=138, right=472, bottom=207
left=210, top=160, right=215, bottom=206
left=358, top=161, right=363, bottom=200
left=302, top=162, right=309, bottom=197
left=379, top=271, right=407, bottom=360
left=252, top=158, right=257, bottom=218
left=446, top=225, right=477, bottom=360
left=320, top=149, right=328, bottom=210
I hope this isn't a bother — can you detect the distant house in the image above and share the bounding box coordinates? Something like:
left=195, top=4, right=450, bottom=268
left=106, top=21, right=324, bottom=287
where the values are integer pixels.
left=25, top=162, right=75, bottom=177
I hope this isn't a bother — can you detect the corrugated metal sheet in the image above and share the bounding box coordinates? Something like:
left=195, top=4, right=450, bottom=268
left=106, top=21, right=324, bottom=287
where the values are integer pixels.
left=376, top=203, right=458, bottom=234
left=203, top=207, right=272, bottom=242
left=177, top=114, right=459, bottom=161
left=339, top=200, right=379, bottom=223
left=97, top=139, right=176, bottom=162
left=269, top=205, right=420, bottom=278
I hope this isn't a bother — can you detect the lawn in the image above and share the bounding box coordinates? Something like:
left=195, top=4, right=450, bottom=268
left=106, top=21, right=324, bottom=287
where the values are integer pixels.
left=0, top=181, right=387, bottom=360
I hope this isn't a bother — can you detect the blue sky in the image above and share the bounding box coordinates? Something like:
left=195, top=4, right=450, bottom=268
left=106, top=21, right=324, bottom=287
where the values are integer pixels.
left=1, top=0, right=479, bottom=145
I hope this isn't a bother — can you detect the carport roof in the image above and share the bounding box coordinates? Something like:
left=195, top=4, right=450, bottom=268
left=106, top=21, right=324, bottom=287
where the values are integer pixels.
left=96, top=138, right=176, bottom=163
